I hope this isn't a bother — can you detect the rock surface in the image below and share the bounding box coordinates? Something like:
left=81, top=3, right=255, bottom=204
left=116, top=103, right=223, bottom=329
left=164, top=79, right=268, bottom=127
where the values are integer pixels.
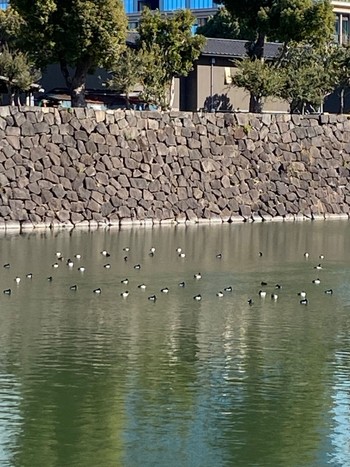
left=0, top=107, right=349, bottom=228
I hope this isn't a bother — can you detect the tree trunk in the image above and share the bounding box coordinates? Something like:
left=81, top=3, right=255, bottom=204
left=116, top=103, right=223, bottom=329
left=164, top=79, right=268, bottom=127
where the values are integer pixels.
left=249, top=93, right=263, bottom=113
left=248, top=31, right=265, bottom=113
left=340, top=87, right=345, bottom=114
left=249, top=32, right=265, bottom=60
left=169, top=77, right=175, bottom=110
left=71, top=64, right=89, bottom=108
left=60, top=59, right=89, bottom=108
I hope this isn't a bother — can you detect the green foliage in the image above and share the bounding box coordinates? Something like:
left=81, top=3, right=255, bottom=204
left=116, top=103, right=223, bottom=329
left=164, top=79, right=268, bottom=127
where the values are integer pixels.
left=10, top=0, right=128, bottom=107
left=0, top=7, right=23, bottom=48
left=196, top=7, right=254, bottom=40
left=277, top=43, right=345, bottom=113
left=137, top=8, right=205, bottom=109
left=223, top=0, right=334, bottom=111
left=232, top=58, right=284, bottom=112
left=0, top=45, right=41, bottom=104
left=138, top=44, right=170, bottom=109
left=108, top=48, right=143, bottom=108
left=223, top=0, right=334, bottom=48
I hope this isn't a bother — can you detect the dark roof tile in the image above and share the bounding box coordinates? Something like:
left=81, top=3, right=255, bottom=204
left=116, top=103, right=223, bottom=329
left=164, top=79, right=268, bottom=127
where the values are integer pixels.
left=126, top=31, right=281, bottom=59
left=201, top=37, right=282, bottom=59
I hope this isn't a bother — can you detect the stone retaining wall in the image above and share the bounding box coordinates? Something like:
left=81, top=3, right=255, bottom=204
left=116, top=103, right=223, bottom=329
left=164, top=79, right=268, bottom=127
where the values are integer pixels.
left=0, top=106, right=350, bottom=230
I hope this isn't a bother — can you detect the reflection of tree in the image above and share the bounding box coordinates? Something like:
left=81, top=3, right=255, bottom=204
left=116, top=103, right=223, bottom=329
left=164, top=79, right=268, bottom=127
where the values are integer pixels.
left=8, top=315, right=128, bottom=467
left=123, top=304, right=200, bottom=464
left=209, top=310, right=335, bottom=465
left=203, top=93, right=233, bottom=112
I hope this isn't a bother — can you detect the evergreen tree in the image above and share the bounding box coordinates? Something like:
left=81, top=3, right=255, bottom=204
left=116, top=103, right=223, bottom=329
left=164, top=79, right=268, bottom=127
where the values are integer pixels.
left=10, top=0, right=128, bottom=107
left=223, top=0, right=335, bottom=112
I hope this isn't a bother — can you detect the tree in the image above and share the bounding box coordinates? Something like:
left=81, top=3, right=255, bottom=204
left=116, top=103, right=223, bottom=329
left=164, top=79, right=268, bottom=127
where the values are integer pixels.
left=222, top=0, right=335, bottom=111
left=10, top=0, right=128, bottom=107
left=232, top=58, right=284, bottom=113
left=0, top=7, right=23, bottom=48
left=327, top=45, right=350, bottom=114
left=108, top=48, right=143, bottom=109
left=277, top=43, right=338, bottom=113
left=0, top=45, right=41, bottom=105
left=196, top=7, right=254, bottom=40
left=137, top=8, right=205, bottom=110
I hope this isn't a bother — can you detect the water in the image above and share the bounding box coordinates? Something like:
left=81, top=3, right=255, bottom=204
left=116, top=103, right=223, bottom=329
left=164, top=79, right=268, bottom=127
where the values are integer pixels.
left=1, top=222, right=350, bottom=467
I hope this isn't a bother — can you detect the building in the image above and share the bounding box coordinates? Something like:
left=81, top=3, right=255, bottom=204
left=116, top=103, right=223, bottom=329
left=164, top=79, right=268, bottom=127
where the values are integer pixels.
left=125, top=0, right=217, bottom=29
left=333, top=1, right=350, bottom=44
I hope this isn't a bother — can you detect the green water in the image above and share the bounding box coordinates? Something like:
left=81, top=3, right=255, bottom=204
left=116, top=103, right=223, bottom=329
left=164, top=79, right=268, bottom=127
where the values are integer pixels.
left=0, top=222, right=350, bottom=467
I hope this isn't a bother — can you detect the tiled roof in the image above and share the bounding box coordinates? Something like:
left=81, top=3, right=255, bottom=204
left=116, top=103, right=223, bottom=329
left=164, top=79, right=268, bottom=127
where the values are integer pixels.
left=201, top=37, right=282, bottom=59
left=126, top=32, right=282, bottom=59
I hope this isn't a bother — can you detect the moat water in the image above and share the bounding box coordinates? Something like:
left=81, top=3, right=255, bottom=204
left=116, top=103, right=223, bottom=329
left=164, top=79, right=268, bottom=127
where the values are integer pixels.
left=0, top=221, right=350, bottom=466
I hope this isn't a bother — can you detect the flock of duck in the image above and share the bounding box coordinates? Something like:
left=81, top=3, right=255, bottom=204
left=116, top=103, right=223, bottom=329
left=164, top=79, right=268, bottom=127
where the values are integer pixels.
left=1, top=246, right=334, bottom=306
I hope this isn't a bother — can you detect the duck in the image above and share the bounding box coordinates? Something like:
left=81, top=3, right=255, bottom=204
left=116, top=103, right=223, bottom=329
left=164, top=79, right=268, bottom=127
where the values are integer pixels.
left=261, top=281, right=268, bottom=286
left=138, top=284, right=147, bottom=289
left=324, top=289, right=333, bottom=295
left=314, top=264, right=323, bottom=270
left=74, top=254, right=81, bottom=259
left=56, top=252, right=63, bottom=259
left=275, top=284, right=282, bottom=289
left=178, top=281, right=186, bottom=287
left=216, top=253, right=222, bottom=259
left=121, top=278, right=129, bottom=285
left=216, top=291, right=224, bottom=297
left=104, top=263, right=111, bottom=269
left=3, top=263, right=10, bottom=268
left=304, top=252, right=309, bottom=258
left=259, top=290, right=267, bottom=298
left=70, top=285, right=78, bottom=291
left=259, top=252, right=263, bottom=257
left=224, top=286, right=232, bottom=292
left=66, top=259, right=74, bottom=267
left=3, top=289, right=11, bottom=295
left=93, top=288, right=102, bottom=294
left=47, top=276, right=53, bottom=282
left=194, top=273, right=202, bottom=280
left=134, top=264, right=141, bottom=270
left=298, top=291, right=307, bottom=298
left=161, top=287, right=169, bottom=293
left=14, top=277, right=21, bottom=284
left=148, top=294, right=157, bottom=301
left=179, top=253, right=186, bottom=258
left=300, top=298, right=308, bottom=305
left=124, top=256, right=128, bottom=262
left=176, top=247, right=182, bottom=253
left=319, top=254, right=325, bottom=260
left=248, top=298, right=254, bottom=305
left=271, top=293, right=278, bottom=300
left=26, top=273, right=33, bottom=279
left=312, top=278, right=321, bottom=285
left=123, top=247, right=130, bottom=252
left=101, top=250, right=110, bottom=257
left=193, top=294, right=202, bottom=301
left=121, top=291, right=129, bottom=298
left=78, top=267, right=85, bottom=272
left=52, top=263, right=59, bottom=268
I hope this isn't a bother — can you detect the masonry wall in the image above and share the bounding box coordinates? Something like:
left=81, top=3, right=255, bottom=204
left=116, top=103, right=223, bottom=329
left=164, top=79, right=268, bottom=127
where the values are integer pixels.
left=0, top=106, right=350, bottom=230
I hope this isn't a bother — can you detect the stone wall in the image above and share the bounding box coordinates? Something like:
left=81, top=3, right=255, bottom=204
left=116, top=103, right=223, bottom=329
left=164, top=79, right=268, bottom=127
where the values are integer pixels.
left=0, top=106, right=350, bottom=230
